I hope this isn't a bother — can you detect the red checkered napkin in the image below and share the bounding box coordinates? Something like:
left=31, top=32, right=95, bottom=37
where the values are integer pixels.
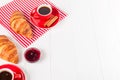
left=0, top=0, right=67, bottom=47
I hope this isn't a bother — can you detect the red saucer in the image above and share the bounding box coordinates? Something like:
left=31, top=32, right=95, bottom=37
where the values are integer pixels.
left=30, top=7, right=59, bottom=28
left=0, top=64, right=25, bottom=80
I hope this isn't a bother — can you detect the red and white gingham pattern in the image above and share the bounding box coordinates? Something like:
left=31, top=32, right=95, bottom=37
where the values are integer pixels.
left=0, top=0, right=67, bottom=47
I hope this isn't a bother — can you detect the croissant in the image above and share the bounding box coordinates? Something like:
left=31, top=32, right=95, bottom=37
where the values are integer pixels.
left=0, top=35, right=19, bottom=64
left=10, top=11, right=33, bottom=39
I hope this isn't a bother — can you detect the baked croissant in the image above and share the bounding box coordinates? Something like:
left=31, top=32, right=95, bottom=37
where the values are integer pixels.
left=0, top=35, right=19, bottom=64
left=10, top=11, right=33, bottom=39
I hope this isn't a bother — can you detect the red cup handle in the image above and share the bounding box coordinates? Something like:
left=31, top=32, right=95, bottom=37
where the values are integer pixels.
left=31, top=8, right=41, bottom=19
left=14, top=74, right=21, bottom=79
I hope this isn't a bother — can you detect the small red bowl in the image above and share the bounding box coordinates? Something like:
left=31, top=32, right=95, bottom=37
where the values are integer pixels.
left=24, top=48, right=41, bottom=63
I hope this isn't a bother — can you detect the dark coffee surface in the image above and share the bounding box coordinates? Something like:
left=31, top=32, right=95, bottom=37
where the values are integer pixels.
left=38, top=7, right=50, bottom=15
left=0, top=71, right=12, bottom=80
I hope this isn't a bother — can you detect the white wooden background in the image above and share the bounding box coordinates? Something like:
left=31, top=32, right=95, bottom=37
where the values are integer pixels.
left=1, top=0, right=120, bottom=80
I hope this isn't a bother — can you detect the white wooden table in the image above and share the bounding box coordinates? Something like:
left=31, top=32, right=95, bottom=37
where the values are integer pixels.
left=1, top=0, right=120, bottom=80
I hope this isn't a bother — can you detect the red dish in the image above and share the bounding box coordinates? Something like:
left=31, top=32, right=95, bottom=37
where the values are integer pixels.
left=0, top=64, right=26, bottom=80
left=30, top=7, right=59, bottom=28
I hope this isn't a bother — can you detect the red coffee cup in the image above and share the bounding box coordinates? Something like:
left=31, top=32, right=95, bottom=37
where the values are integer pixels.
left=0, top=68, right=21, bottom=80
left=31, top=4, right=53, bottom=23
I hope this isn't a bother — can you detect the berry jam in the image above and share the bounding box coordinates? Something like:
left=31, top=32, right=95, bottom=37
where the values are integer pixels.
left=24, top=48, right=40, bottom=63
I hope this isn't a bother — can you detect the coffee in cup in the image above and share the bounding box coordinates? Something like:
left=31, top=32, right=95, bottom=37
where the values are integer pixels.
left=37, top=4, right=52, bottom=16
left=0, top=68, right=21, bottom=80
